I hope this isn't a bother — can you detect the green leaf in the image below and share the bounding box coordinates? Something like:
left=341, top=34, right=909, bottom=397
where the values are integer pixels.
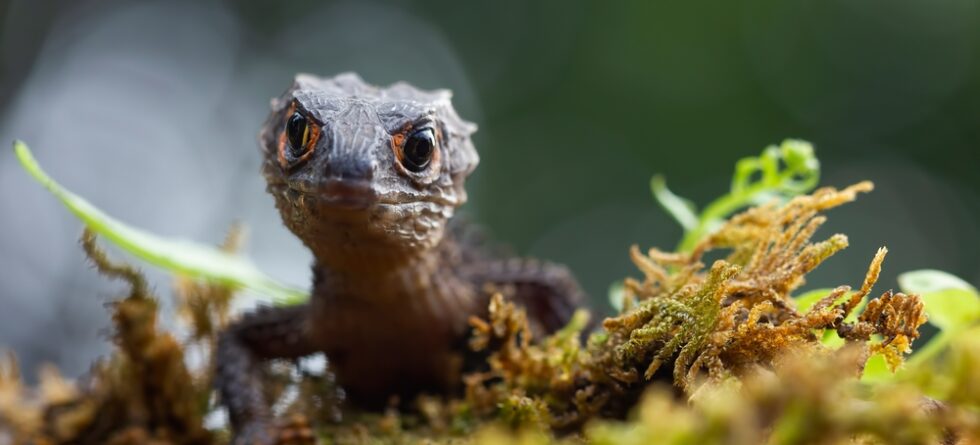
left=898, top=269, right=977, bottom=295
left=820, top=330, right=845, bottom=349
left=13, top=141, right=308, bottom=304
left=917, top=289, right=980, bottom=331
left=860, top=352, right=892, bottom=383
left=896, top=270, right=979, bottom=371
left=792, top=288, right=835, bottom=313
left=898, top=270, right=980, bottom=331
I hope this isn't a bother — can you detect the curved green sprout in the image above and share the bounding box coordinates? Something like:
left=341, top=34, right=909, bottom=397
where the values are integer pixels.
left=13, top=141, right=308, bottom=304
left=652, top=139, right=820, bottom=252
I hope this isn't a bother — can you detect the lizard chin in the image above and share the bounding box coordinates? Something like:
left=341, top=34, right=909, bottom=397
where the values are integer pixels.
left=268, top=181, right=454, bottom=267
left=272, top=178, right=378, bottom=210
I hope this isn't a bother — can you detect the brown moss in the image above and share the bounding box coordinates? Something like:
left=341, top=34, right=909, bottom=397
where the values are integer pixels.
left=465, top=182, right=930, bottom=431
left=0, top=353, right=44, bottom=445
left=173, top=224, right=242, bottom=346
left=580, top=347, right=945, bottom=445
left=0, top=230, right=216, bottom=444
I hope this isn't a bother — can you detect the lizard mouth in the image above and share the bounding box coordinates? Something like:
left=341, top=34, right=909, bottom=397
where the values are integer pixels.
left=276, top=179, right=378, bottom=210
left=275, top=178, right=458, bottom=209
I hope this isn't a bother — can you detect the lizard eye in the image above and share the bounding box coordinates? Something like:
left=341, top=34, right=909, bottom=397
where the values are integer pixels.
left=285, top=112, right=315, bottom=158
left=401, top=128, right=435, bottom=173
left=278, top=108, right=321, bottom=169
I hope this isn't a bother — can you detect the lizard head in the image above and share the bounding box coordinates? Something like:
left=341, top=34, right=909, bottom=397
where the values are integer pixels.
left=260, top=73, right=479, bottom=267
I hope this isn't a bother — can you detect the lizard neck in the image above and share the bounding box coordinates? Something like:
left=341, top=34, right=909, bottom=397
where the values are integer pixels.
left=311, top=244, right=425, bottom=276
left=310, top=240, right=478, bottom=316
left=307, top=238, right=483, bottom=404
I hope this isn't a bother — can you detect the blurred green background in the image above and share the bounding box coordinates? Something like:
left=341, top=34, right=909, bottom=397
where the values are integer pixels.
left=0, top=0, right=977, bottom=377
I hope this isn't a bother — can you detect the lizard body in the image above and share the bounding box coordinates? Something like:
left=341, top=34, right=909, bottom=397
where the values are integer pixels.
left=216, top=73, right=586, bottom=444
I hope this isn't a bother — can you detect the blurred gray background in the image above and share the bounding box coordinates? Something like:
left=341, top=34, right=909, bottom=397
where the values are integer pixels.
left=0, top=0, right=977, bottom=379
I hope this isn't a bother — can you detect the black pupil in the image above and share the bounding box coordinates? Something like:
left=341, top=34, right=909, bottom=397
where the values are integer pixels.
left=403, top=128, right=434, bottom=172
left=286, top=112, right=309, bottom=157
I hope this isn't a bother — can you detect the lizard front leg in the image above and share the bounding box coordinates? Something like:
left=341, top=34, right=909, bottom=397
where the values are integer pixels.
left=216, top=304, right=317, bottom=445
left=464, top=258, right=590, bottom=335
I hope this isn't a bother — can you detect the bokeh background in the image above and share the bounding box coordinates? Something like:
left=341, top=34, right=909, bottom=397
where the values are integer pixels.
left=1, top=0, right=977, bottom=379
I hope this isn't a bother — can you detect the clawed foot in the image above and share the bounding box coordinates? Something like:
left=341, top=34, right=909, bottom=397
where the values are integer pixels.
left=233, top=415, right=315, bottom=445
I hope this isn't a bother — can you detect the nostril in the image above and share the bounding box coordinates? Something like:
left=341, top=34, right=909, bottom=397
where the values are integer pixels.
left=328, top=155, right=374, bottom=181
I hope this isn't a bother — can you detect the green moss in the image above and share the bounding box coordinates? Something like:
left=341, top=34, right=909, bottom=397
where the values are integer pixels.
left=4, top=140, right=979, bottom=444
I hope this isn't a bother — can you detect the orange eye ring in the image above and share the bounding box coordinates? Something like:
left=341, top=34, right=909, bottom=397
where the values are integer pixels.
left=391, top=123, right=441, bottom=178
left=278, top=102, right=320, bottom=169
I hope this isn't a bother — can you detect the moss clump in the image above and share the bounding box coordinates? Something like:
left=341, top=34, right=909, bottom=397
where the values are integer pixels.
left=464, top=182, right=930, bottom=431
left=0, top=230, right=215, bottom=444
left=466, top=338, right=980, bottom=444
left=580, top=346, right=943, bottom=445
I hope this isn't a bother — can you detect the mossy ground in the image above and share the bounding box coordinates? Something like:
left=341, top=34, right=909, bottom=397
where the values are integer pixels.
left=1, top=183, right=978, bottom=445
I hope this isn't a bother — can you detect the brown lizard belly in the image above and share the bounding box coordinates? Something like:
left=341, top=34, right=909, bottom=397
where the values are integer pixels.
left=310, top=274, right=479, bottom=407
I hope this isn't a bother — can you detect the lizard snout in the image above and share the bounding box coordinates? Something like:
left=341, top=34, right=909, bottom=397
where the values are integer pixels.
left=321, top=119, right=386, bottom=183
left=324, top=149, right=376, bottom=182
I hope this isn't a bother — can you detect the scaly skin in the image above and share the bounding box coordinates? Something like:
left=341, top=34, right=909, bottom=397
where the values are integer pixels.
left=216, top=73, right=587, bottom=444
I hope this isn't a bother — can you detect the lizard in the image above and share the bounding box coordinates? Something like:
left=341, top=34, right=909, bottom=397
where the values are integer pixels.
left=216, top=73, right=588, bottom=445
